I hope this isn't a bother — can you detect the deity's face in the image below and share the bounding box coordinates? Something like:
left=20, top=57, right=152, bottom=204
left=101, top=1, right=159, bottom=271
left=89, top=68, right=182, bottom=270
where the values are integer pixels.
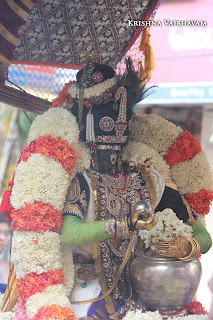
left=92, top=149, right=122, bottom=175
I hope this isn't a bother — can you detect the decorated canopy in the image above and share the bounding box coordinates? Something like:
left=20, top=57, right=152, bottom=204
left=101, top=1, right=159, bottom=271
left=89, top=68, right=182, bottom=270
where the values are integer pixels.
left=0, top=0, right=161, bottom=73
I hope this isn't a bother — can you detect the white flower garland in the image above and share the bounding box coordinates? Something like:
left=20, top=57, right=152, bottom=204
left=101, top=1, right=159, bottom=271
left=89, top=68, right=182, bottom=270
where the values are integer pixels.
left=130, top=114, right=182, bottom=155
left=171, top=152, right=213, bottom=195
left=11, top=231, right=62, bottom=278
left=122, top=310, right=162, bottom=320
left=61, top=245, right=75, bottom=296
left=9, top=105, right=93, bottom=319
left=68, top=77, right=117, bottom=100
left=122, top=142, right=170, bottom=174
left=122, top=310, right=208, bottom=320
left=139, top=209, right=193, bottom=250
left=25, top=284, right=71, bottom=318
left=0, top=311, right=15, bottom=320
left=168, top=316, right=208, bottom=320
left=27, top=107, right=79, bottom=145
left=10, top=153, right=70, bottom=211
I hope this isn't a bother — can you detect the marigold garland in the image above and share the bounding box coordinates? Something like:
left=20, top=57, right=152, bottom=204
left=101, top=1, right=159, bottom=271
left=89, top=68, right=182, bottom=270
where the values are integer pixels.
left=164, top=131, right=202, bottom=168
left=51, top=80, right=74, bottom=108
left=32, top=305, right=76, bottom=320
left=20, top=135, right=79, bottom=177
left=184, top=190, right=213, bottom=215
left=17, top=269, right=64, bottom=303
left=10, top=202, right=62, bottom=233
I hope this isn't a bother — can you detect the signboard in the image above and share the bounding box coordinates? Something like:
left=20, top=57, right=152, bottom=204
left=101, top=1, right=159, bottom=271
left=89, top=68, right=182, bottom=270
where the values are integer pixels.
left=141, top=82, right=213, bottom=104
left=149, top=0, right=213, bottom=85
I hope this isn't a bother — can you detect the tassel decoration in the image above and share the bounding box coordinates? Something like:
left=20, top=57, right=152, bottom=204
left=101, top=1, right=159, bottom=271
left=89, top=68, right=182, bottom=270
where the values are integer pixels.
left=0, top=181, right=14, bottom=221
left=139, top=26, right=155, bottom=83
left=85, top=108, right=97, bottom=152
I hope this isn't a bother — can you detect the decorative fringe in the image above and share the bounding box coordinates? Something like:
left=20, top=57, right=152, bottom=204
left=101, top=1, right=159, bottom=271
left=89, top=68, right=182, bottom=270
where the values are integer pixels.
left=85, top=110, right=97, bottom=152
left=139, top=27, right=155, bottom=82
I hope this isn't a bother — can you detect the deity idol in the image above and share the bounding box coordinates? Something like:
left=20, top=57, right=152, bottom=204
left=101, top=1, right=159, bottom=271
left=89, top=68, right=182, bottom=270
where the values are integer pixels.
left=2, top=57, right=212, bottom=320
left=58, top=57, right=212, bottom=319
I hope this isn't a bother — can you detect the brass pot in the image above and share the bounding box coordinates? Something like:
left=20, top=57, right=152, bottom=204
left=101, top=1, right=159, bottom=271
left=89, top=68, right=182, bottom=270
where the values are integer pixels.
left=130, top=249, right=202, bottom=314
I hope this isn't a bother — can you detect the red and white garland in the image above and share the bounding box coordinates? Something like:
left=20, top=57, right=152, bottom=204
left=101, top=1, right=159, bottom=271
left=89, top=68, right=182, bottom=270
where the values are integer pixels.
left=7, top=107, right=90, bottom=320
left=129, top=113, right=213, bottom=217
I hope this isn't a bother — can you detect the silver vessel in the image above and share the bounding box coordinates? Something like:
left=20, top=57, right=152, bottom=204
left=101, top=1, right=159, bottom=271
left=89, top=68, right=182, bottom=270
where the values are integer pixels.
left=130, top=250, right=202, bottom=314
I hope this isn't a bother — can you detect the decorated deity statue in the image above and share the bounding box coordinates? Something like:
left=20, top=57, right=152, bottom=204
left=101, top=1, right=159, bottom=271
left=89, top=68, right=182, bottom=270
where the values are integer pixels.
left=1, top=57, right=212, bottom=320
left=57, top=57, right=212, bottom=319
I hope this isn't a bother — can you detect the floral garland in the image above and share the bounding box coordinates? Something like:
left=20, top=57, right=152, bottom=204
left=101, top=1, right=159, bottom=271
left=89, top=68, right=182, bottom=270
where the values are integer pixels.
left=51, top=80, right=74, bottom=108
left=130, top=114, right=213, bottom=216
left=130, top=114, right=183, bottom=155
left=8, top=108, right=90, bottom=319
left=20, top=135, right=79, bottom=176
left=163, top=131, right=201, bottom=167
left=0, top=295, right=208, bottom=320
left=67, top=77, right=117, bottom=100
left=122, top=309, right=208, bottom=320
left=139, top=208, right=192, bottom=250
left=122, top=142, right=170, bottom=175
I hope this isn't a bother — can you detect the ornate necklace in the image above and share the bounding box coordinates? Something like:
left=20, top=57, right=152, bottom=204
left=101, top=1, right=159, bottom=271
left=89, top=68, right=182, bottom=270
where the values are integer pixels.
left=102, top=173, right=126, bottom=191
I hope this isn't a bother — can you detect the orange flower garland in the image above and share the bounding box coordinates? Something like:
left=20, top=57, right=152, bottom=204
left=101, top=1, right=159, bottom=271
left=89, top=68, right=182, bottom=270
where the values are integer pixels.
left=51, top=80, right=74, bottom=108
left=184, top=190, right=213, bottom=216
left=10, top=202, right=62, bottom=233
left=20, top=135, right=79, bottom=177
left=17, top=269, right=65, bottom=303
left=32, top=305, right=75, bottom=320
left=163, top=131, right=201, bottom=168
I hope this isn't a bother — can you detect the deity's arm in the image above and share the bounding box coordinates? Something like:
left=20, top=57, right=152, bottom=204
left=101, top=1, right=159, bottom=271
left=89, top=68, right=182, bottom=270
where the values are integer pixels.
left=156, top=186, right=212, bottom=255
left=60, top=215, right=112, bottom=246
left=191, top=219, right=212, bottom=254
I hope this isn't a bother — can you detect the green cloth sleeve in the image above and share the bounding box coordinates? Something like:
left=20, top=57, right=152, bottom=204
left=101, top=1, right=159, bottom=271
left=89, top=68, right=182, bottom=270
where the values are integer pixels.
left=192, top=219, right=212, bottom=254
left=60, top=215, right=112, bottom=246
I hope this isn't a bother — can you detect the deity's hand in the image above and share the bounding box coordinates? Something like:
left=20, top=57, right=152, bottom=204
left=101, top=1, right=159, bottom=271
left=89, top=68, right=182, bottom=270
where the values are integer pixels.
left=155, top=234, right=200, bottom=260
left=130, top=201, right=156, bottom=231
